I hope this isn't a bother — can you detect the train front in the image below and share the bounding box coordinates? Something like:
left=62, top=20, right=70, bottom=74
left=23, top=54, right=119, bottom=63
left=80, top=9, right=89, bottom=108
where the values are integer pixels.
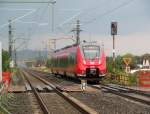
left=76, top=43, right=106, bottom=80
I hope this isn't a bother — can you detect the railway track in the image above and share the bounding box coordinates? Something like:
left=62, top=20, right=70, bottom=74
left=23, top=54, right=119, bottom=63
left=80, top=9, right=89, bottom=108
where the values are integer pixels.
left=30, top=69, right=80, bottom=84
left=92, top=84, right=150, bottom=106
left=23, top=69, right=150, bottom=114
left=28, top=69, right=150, bottom=106
left=107, top=83, right=150, bottom=97
left=21, top=69, right=98, bottom=114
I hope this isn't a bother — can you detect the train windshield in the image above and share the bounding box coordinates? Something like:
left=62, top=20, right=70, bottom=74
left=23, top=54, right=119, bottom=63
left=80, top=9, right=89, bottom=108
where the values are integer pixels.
left=82, top=45, right=100, bottom=60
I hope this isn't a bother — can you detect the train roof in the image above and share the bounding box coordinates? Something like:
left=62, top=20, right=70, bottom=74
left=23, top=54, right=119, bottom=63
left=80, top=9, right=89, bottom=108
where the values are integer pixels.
left=81, top=41, right=99, bottom=46
left=54, top=41, right=100, bottom=53
left=54, top=43, right=77, bottom=53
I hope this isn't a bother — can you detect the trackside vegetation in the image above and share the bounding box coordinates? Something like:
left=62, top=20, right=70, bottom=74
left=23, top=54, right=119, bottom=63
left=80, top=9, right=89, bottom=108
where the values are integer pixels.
left=105, top=53, right=150, bottom=86
left=2, top=50, right=9, bottom=72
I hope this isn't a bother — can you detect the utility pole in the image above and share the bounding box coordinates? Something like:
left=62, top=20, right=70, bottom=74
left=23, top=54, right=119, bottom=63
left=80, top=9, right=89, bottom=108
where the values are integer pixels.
left=50, top=39, right=56, bottom=50
left=48, top=39, right=52, bottom=58
left=112, top=34, right=115, bottom=63
left=51, top=1, right=56, bottom=32
left=53, top=39, right=56, bottom=50
left=8, top=20, right=13, bottom=61
left=72, top=20, right=82, bottom=45
left=14, top=48, right=17, bottom=66
left=42, top=41, right=48, bottom=59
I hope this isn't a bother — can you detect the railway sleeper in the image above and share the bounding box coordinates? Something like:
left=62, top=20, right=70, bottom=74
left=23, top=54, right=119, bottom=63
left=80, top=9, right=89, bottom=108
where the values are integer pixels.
left=36, top=85, right=54, bottom=93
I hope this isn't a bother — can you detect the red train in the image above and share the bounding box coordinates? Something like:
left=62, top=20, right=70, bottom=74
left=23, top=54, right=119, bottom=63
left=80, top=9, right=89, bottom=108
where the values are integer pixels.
left=50, top=42, right=106, bottom=80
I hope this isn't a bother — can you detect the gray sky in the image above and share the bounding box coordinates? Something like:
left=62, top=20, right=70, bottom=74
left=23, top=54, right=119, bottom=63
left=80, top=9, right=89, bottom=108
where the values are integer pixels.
left=0, top=0, right=150, bottom=56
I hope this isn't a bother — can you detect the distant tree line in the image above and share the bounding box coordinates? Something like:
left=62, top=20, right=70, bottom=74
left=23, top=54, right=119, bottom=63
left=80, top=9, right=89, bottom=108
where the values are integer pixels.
left=107, top=53, right=150, bottom=73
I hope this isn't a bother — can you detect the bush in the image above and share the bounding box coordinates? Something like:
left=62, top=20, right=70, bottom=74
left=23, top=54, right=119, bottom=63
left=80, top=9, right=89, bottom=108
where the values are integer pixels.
left=2, top=50, right=9, bottom=72
left=128, top=74, right=137, bottom=86
left=46, top=59, right=51, bottom=67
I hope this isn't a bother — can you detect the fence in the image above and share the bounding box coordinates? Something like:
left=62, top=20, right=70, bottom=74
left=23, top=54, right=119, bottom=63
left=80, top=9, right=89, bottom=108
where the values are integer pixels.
left=108, top=72, right=137, bottom=86
left=114, top=74, right=130, bottom=85
left=139, top=72, right=150, bottom=87
left=109, top=71, right=150, bottom=87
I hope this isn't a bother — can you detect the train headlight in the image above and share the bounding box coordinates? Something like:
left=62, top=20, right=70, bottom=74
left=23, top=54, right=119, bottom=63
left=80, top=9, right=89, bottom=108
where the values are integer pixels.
left=99, top=60, right=101, bottom=64
left=82, top=70, right=85, bottom=74
left=83, top=60, right=86, bottom=64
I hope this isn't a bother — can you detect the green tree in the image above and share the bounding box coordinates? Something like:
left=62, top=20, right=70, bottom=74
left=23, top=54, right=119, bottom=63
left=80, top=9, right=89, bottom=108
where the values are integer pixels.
left=2, top=50, right=9, bottom=71
left=106, top=57, right=113, bottom=72
left=115, top=55, right=123, bottom=70
left=122, top=53, right=136, bottom=69
left=106, top=56, right=124, bottom=73
left=46, top=59, right=51, bottom=67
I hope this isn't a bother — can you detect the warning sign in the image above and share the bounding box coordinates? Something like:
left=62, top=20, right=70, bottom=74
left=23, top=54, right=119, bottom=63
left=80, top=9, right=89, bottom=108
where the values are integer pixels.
left=123, top=58, right=132, bottom=66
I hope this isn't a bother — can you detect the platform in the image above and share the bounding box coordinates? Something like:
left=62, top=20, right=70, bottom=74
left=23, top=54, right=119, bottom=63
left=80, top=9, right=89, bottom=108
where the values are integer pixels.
left=8, top=75, right=26, bottom=93
left=8, top=85, right=26, bottom=93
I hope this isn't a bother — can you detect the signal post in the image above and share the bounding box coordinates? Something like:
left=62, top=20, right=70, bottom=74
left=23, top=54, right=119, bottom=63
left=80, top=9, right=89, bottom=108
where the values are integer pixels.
left=111, top=22, right=117, bottom=72
left=81, top=79, right=87, bottom=91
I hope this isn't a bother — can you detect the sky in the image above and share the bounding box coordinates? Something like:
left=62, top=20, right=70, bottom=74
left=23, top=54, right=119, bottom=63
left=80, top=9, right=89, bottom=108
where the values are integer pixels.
left=0, top=0, right=150, bottom=56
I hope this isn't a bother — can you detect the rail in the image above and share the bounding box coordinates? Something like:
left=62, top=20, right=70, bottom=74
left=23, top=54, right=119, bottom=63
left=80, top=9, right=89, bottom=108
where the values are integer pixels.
left=24, top=69, right=98, bottom=114
left=92, top=84, right=150, bottom=106
left=21, top=70, right=50, bottom=114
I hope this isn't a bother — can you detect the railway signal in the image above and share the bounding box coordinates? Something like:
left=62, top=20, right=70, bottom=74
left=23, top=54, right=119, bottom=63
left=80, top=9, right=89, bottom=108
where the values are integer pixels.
left=111, top=22, right=117, bottom=35
left=111, top=22, right=118, bottom=72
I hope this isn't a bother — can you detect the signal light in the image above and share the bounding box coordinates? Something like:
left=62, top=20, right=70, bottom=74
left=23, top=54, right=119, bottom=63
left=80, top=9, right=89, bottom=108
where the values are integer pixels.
left=111, top=22, right=117, bottom=35
left=83, top=60, right=86, bottom=64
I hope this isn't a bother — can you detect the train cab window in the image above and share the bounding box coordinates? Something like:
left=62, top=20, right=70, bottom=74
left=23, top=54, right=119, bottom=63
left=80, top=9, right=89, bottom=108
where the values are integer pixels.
left=82, top=45, right=100, bottom=60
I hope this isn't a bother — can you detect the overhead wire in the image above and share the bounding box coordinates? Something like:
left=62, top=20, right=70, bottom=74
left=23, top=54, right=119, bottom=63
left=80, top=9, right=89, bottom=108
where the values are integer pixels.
left=0, top=0, right=136, bottom=48
left=55, top=0, right=107, bottom=33
left=0, top=9, right=36, bottom=30
left=0, top=8, right=34, bottom=11
left=59, top=0, right=107, bottom=24
left=0, top=8, right=37, bottom=50
left=24, top=4, right=49, bottom=50
left=56, top=0, right=135, bottom=35
left=56, top=0, right=135, bottom=39
left=82, top=0, right=135, bottom=26
left=30, top=4, right=49, bottom=37
left=59, top=0, right=135, bottom=44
